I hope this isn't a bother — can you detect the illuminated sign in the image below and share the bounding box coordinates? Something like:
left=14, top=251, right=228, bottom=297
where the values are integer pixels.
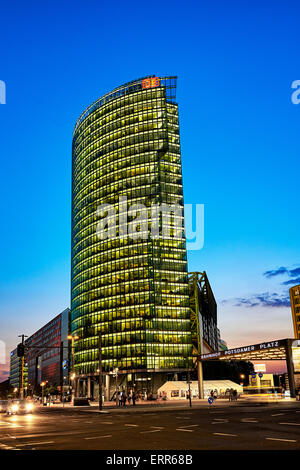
left=254, top=364, right=266, bottom=373
left=142, top=77, right=160, bottom=89
left=200, top=339, right=286, bottom=360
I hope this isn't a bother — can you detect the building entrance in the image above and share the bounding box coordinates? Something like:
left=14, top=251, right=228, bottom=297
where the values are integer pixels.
left=198, top=338, right=300, bottom=398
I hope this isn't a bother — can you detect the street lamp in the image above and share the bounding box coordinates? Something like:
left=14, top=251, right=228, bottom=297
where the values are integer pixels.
left=41, top=381, right=48, bottom=404
left=113, top=367, right=119, bottom=405
left=68, top=335, right=79, bottom=401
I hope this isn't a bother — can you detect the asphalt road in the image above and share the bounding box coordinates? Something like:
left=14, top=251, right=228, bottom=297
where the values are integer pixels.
left=0, top=402, right=300, bottom=450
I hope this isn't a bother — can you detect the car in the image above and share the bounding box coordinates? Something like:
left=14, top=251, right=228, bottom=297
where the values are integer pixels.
left=6, top=399, right=35, bottom=415
left=0, top=400, right=9, bottom=413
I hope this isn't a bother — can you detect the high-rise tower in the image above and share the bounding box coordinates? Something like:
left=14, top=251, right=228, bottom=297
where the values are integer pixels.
left=71, top=76, right=192, bottom=396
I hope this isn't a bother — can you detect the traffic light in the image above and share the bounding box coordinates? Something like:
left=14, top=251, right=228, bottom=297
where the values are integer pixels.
left=17, top=343, right=25, bottom=357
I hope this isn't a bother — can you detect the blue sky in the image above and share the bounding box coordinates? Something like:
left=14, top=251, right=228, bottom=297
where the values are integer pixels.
left=0, top=0, right=299, bottom=380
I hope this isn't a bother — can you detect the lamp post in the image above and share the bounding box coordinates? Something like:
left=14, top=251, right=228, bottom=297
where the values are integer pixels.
left=68, top=335, right=79, bottom=401
left=187, top=370, right=192, bottom=408
left=113, top=367, right=119, bottom=405
left=98, top=331, right=103, bottom=410
left=41, top=381, right=47, bottom=404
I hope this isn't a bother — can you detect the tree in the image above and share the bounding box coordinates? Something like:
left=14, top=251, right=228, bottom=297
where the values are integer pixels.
left=202, top=360, right=254, bottom=386
left=0, top=380, right=14, bottom=399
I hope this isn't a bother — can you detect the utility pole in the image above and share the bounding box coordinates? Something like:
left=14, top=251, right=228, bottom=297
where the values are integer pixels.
left=68, top=335, right=79, bottom=401
left=98, top=331, right=103, bottom=410
left=60, top=341, right=64, bottom=403
left=187, top=370, right=192, bottom=408
left=113, top=367, right=119, bottom=405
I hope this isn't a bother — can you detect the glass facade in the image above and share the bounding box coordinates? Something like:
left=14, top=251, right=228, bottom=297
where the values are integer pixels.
left=26, top=308, right=70, bottom=393
left=290, top=285, right=300, bottom=339
left=71, top=76, right=193, bottom=377
left=9, top=348, right=28, bottom=390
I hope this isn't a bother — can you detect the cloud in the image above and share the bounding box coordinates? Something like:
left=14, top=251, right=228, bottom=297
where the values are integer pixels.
left=263, top=267, right=288, bottom=278
left=224, top=292, right=290, bottom=308
left=263, top=265, right=300, bottom=286
left=282, top=276, right=300, bottom=286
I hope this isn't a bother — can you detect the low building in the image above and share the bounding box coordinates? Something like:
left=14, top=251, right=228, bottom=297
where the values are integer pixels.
left=242, top=373, right=275, bottom=395
left=157, top=380, right=243, bottom=400
left=248, top=373, right=274, bottom=388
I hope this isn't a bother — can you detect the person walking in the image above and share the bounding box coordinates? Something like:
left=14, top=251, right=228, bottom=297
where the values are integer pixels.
left=118, top=391, right=123, bottom=407
left=122, top=391, right=127, bottom=407
left=128, top=391, right=132, bottom=406
left=132, top=390, right=136, bottom=406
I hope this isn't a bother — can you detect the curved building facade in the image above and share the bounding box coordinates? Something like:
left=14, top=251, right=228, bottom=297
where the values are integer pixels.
left=71, top=76, right=192, bottom=392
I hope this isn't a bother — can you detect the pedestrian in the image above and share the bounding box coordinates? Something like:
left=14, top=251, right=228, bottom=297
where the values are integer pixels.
left=118, top=391, right=123, bottom=407
left=132, top=390, right=136, bottom=406
left=122, top=391, right=127, bottom=407
left=128, top=391, right=132, bottom=405
left=233, top=389, right=237, bottom=401
left=213, top=390, right=218, bottom=400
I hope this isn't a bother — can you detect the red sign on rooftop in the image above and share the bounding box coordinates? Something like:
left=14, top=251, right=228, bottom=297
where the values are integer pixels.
left=142, top=77, right=160, bottom=89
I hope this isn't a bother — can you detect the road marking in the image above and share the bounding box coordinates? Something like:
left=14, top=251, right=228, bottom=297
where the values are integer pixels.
left=178, top=425, right=199, bottom=428
left=266, top=438, right=297, bottom=443
left=271, top=413, right=284, bottom=416
left=9, top=430, right=91, bottom=439
left=0, top=443, right=17, bottom=450
left=213, top=433, right=238, bottom=437
left=176, top=428, right=194, bottom=432
left=241, top=418, right=258, bottom=423
left=150, top=426, right=165, bottom=429
left=0, top=422, right=23, bottom=428
left=16, top=441, right=54, bottom=447
left=124, top=424, right=139, bottom=427
left=279, top=422, right=300, bottom=426
left=212, top=419, right=228, bottom=423
left=101, top=421, right=114, bottom=424
left=140, top=430, right=161, bottom=434
left=84, top=435, right=112, bottom=440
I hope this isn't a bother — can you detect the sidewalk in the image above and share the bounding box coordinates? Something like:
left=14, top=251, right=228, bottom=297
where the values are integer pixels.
left=39, top=396, right=298, bottom=412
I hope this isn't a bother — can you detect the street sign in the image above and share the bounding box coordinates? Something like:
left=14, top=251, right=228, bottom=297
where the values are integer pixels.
left=208, top=397, right=214, bottom=404
left=258, top=372, right=263, bottom=378
left=251, top=373, right=256, bottom=378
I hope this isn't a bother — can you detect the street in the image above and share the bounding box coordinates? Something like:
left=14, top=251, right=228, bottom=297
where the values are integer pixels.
left=0, top=402, right=300, bottom=450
